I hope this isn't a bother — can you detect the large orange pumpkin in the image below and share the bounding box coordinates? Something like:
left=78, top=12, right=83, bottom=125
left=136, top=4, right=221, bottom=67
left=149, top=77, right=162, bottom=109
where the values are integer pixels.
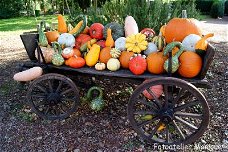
left=119, top=51, right=134, bottom=68
left=99, top=47, right=112, bottom=64
left=147, top=52, right=168, bottom=74
left=178, top=51, right=202, bottom=78
left=164, top=18, right=202, bottom=43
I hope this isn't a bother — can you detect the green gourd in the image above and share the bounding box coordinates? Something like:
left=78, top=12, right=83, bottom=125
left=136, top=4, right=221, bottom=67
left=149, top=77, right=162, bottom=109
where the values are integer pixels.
left=51, top=42, right=65, bottom=66
left=84, top=86, right=105, bottom=112
left=163, top=42, right=184, bottom=73
left=38, top=21, right=48, bottom=47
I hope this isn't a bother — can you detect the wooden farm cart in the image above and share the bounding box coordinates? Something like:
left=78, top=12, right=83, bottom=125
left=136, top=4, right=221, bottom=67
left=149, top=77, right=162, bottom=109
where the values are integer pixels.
left=19, top=33, right=215, bottom=145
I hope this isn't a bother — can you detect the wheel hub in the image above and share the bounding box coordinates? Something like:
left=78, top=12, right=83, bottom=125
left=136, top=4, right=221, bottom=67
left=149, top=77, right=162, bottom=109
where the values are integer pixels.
left=160, top=108, right=174, bottom=123
left=47, top=93, right=61, bottom=105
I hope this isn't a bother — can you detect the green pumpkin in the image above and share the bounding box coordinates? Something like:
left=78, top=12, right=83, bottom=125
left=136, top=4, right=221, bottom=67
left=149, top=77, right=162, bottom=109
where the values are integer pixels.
left=38, top=21, right=48, bottom=47
left=103, top=22, right=124, bottom=41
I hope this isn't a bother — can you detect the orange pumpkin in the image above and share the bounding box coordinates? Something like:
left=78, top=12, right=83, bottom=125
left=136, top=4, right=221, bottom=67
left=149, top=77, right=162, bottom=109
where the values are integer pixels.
left=99, top=47, right=112, bottom=64
left=119, top=51, right=134, bottom=68
left=178, top=51, right=202, bottom=78
left=45, top=31, right=60, bottom=44
left=147, top=52, right=168, bottom=74
left=164, top=18, right=202, bottom=43
left=73, top=47, right=81, bottom=57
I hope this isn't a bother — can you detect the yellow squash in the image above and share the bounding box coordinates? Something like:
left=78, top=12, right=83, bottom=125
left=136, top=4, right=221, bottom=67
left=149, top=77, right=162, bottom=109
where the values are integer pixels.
left=85, top=44, right=101, bottom=67
left=68, top=20, right=83, bottom=34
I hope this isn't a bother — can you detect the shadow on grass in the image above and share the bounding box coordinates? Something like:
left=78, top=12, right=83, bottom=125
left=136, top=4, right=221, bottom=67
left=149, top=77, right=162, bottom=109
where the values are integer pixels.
left=0, top=15, right=58, bottom=32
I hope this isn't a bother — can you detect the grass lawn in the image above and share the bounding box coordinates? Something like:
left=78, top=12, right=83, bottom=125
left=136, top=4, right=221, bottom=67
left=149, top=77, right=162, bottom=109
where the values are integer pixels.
left=0, top=15, right=59, bottom=32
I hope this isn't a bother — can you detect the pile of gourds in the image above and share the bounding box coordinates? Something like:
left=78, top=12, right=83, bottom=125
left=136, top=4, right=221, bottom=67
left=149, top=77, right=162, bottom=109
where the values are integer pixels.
left=38, top=14, right=214, bottom=78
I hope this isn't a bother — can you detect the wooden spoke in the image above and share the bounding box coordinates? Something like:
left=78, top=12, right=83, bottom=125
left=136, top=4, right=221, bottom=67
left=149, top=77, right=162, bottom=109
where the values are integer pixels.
left=166, top=125, right=171, bottom=143
left=175, top=112, right=203, bottom=119
left=60, top=88, right=73, bottom=96
left=174, top=100, right=200, bottom=112
left=173, top=88, right=185, bottom=104
left=55, top=81, right=63, bottom=93
left=35, top=100, right=47, bottom=107
left=44, top=105, right=50, bottom=115
left=174, top=116, right=198, bottom=130
left=137, top=97, right=159, bottom=111
left=172, top=120, right=185, bottom=140
left=36, top=85, right=47, bottom=94
left=31, top=94, right=46, bottom=99
left=163, top=84, right=169, bottom=109
left=48, top=80, right=53, bottom=93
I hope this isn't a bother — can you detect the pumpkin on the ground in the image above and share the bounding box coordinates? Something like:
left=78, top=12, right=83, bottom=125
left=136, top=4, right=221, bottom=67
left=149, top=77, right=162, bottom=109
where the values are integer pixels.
left=13, top=67, right=43, bottom=82
left=89, top=23, right=104, bottom=39
left=178, top=51, right=202, bottom=78
left=99, top=47, right=112, bottom=64
left=119, top=51, right=134, bottom=68
left=147, top=52, right=167, bottom=74
left=164, top=18, right=202, bottom=43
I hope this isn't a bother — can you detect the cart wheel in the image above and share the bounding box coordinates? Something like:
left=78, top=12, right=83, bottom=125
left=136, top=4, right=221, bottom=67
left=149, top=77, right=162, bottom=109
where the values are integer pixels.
left=26, top=73, right=80, bottom=120
left=128, top=77, right=210, bottom=145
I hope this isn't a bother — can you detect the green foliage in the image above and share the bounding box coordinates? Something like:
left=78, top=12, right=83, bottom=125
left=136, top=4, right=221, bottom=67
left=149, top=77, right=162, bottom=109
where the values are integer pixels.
left=196, top=0, right=214, bottom=14
left=225, top=0, right=228, bottom=14
left=0, top=0, right=24, bottom=19
left=210, top=0, right=225, bottom=18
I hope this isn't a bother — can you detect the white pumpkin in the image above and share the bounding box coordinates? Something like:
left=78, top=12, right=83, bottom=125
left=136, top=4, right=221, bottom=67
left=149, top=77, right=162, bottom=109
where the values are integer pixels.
left=124, top=16, right=139, bottom=37
left=115, top=37, right=126, bottom=51
left=182, top=34, right=201, bottom=52
left=143, top=42, right=158, bottom=56
left=107, top=58, right=120, bottom=71
left=58, top=33, right=75, bottom=48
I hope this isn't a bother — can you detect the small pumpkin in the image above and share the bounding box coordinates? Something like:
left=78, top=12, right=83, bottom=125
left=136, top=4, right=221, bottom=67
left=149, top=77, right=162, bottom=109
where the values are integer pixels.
left=99, top=47, right=112, bottom=64
left=95, top=62, right=106, bottom=71
left=143, top=42, right=158, bottom=56
left=140, top=28, right=156, bottom=41
left=124, top=16, right=139, bottom=37
left=58, top=33, right=75, bottom=48
left=105, top=28, right=115, bottom=47
left=73, top=47, right=82, bottom=57
left=164, top=17, right=202, bottom=43
left=107, top=58, right=120, bottom=71
left=103, top=22, right=124, bottom=40
left=89, top=23, right=104, bottom=39
left=182, top=34, right=201, bottom=52
left=110, top=48, right=121, bottom=58
left=195, top=33, right=214, bottom=56
left=85, top=44, right=101, bottom=67
left=62, top=47, right=74, bottom=59
left=125, top=33, right=148, bottom=54
left=178, top=51, right=202, bottom=78
left=147, top=52, right=168, bottom=74
left=67, top=55, right=86, bottom=68
left=45, top=31, right=60, bottom=44
left=13, top=67, right=43, bottom=82
left=152, top=35, right=166, bottom=51
left=115, top=37, right=126, bottom=51
left=129, top=54, right=147, bottom=75
left=119, top=51, right=134, bottom=68
left=35, top=45, right=55, bottom=63
left=57, top=14, right=68, bottom=33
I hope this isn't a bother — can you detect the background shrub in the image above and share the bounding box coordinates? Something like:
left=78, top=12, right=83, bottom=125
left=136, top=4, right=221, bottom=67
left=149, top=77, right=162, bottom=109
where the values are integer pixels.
left=225, top=0, right=228, bottom=15
left=0, top=0, right=24, bottom=19
left=195, top=0, right=214, bottom=14
left=210, top=0, right=225, bottom=18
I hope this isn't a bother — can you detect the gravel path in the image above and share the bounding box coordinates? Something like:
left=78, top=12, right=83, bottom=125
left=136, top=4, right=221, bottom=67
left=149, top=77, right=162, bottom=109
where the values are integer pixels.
left=0, top=17, right=227, bottom=151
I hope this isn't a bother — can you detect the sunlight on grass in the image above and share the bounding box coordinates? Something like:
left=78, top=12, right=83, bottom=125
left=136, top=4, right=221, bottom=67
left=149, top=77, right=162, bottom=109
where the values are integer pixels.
left=0, top=15, right=58, bottom=32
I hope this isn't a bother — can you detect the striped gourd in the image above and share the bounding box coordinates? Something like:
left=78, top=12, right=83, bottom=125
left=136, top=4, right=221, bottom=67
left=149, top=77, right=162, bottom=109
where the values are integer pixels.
left=152, top=35, right=166, bottom=51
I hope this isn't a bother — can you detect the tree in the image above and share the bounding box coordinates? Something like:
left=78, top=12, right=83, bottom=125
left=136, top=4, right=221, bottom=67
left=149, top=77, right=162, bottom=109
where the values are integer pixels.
left=0, top=0, right=24, bottom=19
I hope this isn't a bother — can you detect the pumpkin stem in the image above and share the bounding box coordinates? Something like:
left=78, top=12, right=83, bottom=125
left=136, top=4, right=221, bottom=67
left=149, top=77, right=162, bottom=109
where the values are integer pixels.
left=202, top=33, right=214, bottom=40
